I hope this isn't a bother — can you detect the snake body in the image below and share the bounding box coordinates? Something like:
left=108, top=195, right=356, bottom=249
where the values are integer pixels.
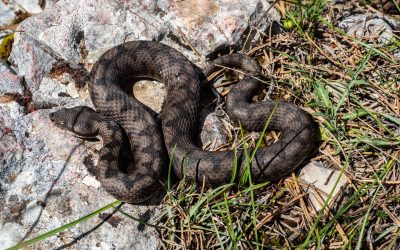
left=50, top=41, right=319, bottom=203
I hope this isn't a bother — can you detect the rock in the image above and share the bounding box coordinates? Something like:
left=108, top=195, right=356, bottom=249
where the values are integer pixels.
left=0, top=1, right=15, bottom=47
left=1, top=0, right=280, bottom=248
left=394, top=51, right=400, bottom=61
left=339, top=14, right=398, bottom=44
left=8, top=0, right=61, bottom=15
left=12, top=0, right=44, bottom=14
left=0, top=1, right=15, bottom=26
left=133, top=80, right=166, bottom=113
left=9, top=0, right=279, bottom=103
left=200, top=107, right=230, bottom=150
left=0, top=61, right=24, bottom=103
left=299, top=162, right=348, bottom=212
left=0, top=104, right=162, bottom=249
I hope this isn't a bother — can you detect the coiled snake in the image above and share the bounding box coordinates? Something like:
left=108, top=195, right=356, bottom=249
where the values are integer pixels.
left=50, top=41, right=319, bottom=203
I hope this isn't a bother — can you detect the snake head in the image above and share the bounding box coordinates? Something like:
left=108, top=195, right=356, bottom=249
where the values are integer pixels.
left=49, top=106, right=100, bottom=138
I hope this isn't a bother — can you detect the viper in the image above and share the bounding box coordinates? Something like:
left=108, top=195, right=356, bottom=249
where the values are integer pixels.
left=50, top=41, right=319, bottom=203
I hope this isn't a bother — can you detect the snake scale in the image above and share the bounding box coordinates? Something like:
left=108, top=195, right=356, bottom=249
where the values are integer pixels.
left=50, top=41, right=319, bottom=203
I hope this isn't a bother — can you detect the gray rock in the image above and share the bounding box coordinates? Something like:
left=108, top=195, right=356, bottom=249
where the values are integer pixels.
left=394, top=51, right=400, bottom=60
left=299, top=161, right=348, bottom=212
left=133, top=80, right=166, bottom=113
left=9, top=0, right=279, bottom=105
left=1, top=0, right=280, bottom=248
left=0, top=104, right=162, bottom=249
left=339, top=14, right=398, bottom=44
left=0, top=61, right=24, bottom=103
left=200, top=107, right=230, bottom=150
left=12, top=0, right=45, bottom=14
left=0, top=1, right=15, bottom=26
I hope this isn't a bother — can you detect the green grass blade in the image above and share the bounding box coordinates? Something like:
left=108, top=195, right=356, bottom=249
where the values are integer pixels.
left=333, top=48, right=373, bottom=116
left=6, top=200, right=122, bottom=250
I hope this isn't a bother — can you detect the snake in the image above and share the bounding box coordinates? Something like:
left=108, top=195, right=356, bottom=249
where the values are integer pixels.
left=49, top=41, right=319, bottom=203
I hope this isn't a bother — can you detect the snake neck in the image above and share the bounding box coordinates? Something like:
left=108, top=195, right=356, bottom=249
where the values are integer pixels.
left=92, top=121, right=123, bottom=175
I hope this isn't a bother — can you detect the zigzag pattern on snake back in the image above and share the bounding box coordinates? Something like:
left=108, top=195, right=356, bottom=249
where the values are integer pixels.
left=50, top=41, right=320, bottom=203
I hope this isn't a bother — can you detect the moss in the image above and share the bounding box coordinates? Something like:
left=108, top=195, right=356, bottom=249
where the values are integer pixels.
left=0, top=10, right=32, bottom=61
left=0, top=33, right=14, bottom=61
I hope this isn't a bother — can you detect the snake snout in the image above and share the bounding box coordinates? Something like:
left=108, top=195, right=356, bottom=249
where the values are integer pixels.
left=49, top=110, right=67, bottom=128
left=49, top=112, right=57, bottom=123
left=50, top=106, right=103, bottom=138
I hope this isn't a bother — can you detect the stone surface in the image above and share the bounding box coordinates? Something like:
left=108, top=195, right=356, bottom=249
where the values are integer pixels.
left=0, top=104, right=162, bottom=249
left=200, top=108, right=230, bottom=150
left=299, top=161, right=348, bottom=212
left=133, top=80, right=166, bottom=113
left=0, top=1, right=15, bottom=43
left=13, top=0, right=45, bottom=14
left=1, top=0, right=280, bottom=248
left=339, top=14, right=398, bottom=44
left=1, top=0, right=59, bottom=16
left=0, top=61, right=24, bottom=103
left=0, top=1, right=15, bottom=26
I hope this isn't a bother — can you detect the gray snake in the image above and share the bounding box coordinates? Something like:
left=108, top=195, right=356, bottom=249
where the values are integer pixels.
left=50, top=41, right=319, bottom=203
